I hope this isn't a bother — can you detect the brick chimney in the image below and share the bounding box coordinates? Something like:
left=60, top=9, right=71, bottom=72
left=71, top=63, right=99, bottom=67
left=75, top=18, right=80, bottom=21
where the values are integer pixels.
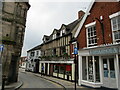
left=78, top=10, right=85, bottom=19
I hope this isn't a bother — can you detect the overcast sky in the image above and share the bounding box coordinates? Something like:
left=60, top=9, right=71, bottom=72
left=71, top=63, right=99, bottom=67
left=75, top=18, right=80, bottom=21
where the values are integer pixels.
left=21, top=0, right=92, bottom=56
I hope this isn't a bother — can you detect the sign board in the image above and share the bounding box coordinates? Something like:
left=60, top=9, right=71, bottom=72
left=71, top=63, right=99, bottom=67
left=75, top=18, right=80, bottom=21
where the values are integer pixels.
left=0, top=45, right=4, bottom=52
left=74, top=47, right=78, bottom=55
left=89, top=47, right=118, bottom=55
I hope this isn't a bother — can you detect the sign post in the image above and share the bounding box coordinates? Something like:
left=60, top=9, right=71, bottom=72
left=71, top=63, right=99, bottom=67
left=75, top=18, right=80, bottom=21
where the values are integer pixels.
left=0, top=45, right=4, bottom=90
left=74, top=47, right=78, bottom=90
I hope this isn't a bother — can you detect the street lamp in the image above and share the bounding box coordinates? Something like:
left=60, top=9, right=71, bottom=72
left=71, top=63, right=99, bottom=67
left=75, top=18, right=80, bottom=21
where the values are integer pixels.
left=95, top=17, right=105, bottom=44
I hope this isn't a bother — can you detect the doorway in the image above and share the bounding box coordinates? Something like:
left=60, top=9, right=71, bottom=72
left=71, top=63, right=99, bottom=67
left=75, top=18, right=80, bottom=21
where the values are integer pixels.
left=102, top=57, right=117, bottom=88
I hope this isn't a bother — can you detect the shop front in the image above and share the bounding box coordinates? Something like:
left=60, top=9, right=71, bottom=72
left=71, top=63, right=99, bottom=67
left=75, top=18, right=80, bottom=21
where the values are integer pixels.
left=78, top=44, right=120, bottom=89
left=39, top=60, right=75, bottom=81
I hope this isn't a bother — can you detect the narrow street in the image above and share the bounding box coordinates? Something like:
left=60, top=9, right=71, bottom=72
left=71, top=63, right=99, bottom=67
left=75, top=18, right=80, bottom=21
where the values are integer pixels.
left=18, top=69, right=64, bottom=89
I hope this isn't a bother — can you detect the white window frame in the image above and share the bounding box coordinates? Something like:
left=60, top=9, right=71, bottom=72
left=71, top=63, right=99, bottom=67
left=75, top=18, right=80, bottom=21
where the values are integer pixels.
left=109, top=11, right=120, bottom=43
left=72, top=41, right=77, bottom=54
left=85, top=21, right=97, bottom=47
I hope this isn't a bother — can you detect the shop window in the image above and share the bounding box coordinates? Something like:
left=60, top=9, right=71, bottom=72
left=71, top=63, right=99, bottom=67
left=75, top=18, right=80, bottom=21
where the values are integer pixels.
left=109, top=58, right=115, bottom=78
left=82, top=56, right=87, bottom=80
left=95, top=56, right=100, bottom=82
left=59, top=65, right=65, bottom=74
left=103, top=59, right=108, bottom=77
left=88, top=56, right=94, bottom=82
left=65, top=65, right=71, bottom=75
left=54, top=64, right=58, bottom=73
left=119, top=55, right=120, bottom=73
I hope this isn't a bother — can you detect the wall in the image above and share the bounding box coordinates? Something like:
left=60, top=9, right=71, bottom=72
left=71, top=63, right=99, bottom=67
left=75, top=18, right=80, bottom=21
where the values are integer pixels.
left=77, top=2, right=120, bottom=48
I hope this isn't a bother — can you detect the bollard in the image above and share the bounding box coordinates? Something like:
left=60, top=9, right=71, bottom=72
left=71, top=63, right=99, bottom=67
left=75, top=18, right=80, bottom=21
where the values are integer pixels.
left=2, top=75, right=7, bottom=90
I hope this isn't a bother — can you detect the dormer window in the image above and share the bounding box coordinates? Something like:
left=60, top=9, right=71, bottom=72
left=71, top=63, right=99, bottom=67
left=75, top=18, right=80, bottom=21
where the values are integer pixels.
left=60, top=29, right=66, bottom=36
left=53, top=34, right=56, bottom=39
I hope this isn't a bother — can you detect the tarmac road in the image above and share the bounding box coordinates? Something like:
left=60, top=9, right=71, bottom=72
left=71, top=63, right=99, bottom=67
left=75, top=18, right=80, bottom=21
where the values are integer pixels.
left=19, top=71, right=63, bottom=89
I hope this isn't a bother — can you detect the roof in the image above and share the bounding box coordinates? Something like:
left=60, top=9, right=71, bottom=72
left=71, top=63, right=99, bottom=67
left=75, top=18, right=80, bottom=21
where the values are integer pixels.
left=27, top=44, right=42, bottom=52
left=74, top=0, right=95, bottom=38
left=42, top=18, right=83, bottom=44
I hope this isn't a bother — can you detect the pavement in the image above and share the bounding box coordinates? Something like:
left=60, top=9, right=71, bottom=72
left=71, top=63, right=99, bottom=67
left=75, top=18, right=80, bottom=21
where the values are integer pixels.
left=4, top=80, right=23, bottom=90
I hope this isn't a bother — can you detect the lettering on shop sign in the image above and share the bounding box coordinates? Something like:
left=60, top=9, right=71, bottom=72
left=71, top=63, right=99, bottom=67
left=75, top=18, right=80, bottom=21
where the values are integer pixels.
left=90, top=47, right=118, bottom=55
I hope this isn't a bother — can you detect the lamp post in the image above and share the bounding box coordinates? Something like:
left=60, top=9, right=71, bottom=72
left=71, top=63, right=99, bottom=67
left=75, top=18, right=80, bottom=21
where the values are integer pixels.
left=74, top=47, right=78, bottom=90
left=95, top=17, right=105, bottom=44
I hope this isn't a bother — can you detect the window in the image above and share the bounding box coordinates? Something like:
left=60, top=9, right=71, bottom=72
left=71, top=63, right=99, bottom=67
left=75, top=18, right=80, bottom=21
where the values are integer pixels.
left=36, top=51, right=39, bottom=56
left=82, top=56, right=87, bottom=80
left=111, top=15, right=120, bottom=42
left=60, top=29, right=66, bottom=36
left=82, top=56, right=100, bottom=82
left=87, top=25, right=97, bottom=47
left=59, top=64, right=65, bottom=74
left=52, top=34, right=56, bottom=40
left=94, top=56, right=100, bottom=82
left=30, top=52, right=35, bottom=57
left=54, top=64, right=58, bottom=73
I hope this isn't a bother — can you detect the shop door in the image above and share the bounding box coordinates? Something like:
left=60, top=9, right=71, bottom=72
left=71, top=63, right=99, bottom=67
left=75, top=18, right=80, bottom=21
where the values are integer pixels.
left=103, top=58, right=117, bottom=88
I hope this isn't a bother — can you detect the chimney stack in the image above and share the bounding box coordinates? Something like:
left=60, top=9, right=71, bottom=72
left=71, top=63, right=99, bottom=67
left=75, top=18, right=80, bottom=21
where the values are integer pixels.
left=78, top=10, right=85, bottom=19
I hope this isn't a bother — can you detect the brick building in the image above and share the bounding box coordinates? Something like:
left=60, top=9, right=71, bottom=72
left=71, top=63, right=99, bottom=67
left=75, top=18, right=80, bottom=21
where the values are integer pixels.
left=74, top=1, right=120, bottom=89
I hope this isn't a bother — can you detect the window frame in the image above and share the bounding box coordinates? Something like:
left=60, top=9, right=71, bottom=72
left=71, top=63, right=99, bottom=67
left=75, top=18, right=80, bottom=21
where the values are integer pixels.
left=109, top=11, right=120, bottom=43
left=85, top=21, right=97, bottom=47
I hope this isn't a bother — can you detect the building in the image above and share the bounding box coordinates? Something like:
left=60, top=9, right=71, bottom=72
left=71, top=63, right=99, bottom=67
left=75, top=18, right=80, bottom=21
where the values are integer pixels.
left=75, top=1, right=120, bottom=89
left=39, top=11, right=85, bottom=81
left=1, top=1, right=30, bottom=84
left=19, top=56, right=27, bottom=69
left=26, top=45, right=41, bottom=73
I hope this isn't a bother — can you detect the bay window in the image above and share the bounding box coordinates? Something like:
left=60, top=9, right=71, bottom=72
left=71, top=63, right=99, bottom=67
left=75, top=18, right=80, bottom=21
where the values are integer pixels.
left=82, top=56, right=100, bottom=82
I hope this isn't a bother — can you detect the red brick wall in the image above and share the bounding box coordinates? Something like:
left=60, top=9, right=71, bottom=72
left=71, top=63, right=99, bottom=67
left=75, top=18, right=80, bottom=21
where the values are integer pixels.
left=77, top=2, right=120, bottom=49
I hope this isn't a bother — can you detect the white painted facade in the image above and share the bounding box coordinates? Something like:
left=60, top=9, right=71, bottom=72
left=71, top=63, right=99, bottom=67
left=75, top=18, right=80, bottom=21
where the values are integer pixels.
left=78, top=44, right=120, bottom=89
left=26, top=49, right=41, bottom=72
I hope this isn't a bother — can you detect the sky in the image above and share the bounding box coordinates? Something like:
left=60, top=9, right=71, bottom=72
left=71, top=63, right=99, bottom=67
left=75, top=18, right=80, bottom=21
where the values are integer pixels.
left=21, top=0, right=92, bottom=56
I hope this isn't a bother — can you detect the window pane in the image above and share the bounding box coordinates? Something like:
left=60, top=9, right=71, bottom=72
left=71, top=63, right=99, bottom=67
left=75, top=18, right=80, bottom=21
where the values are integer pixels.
left=82, top=56, right=87, bottom=80
left=119, top=55, right=120, bottom=73
left=109, top=58, right=115, bottom=78
left=88, top=56, right=93, bottom=82
left=87, top=25, right=97, bottom=46
left=54, top=64, right=58, bottom=73
left=95, top=56, right=100, bottom=82
left=59, top=65, right=65, bottom=74
left=103, top=59, right=108, bottom=77
left=114, top=31, right=120, bottom=40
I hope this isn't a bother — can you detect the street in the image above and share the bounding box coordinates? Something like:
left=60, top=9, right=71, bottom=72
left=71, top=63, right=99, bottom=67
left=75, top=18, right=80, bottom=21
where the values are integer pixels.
left=19, top=69, right=64, bottom=89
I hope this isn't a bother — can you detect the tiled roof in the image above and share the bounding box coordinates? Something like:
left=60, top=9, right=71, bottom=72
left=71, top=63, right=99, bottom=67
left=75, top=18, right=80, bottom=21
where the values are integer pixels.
left=27, top=44, right=42, bottom=52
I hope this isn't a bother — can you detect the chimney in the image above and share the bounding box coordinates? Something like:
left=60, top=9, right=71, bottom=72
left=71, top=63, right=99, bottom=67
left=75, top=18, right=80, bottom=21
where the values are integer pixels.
left=78, top=10, right=85, bottom=19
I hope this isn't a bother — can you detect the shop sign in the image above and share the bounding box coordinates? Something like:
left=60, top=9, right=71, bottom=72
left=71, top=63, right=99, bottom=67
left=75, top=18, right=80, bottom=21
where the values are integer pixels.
left=90, top=47, right=118, bottom=55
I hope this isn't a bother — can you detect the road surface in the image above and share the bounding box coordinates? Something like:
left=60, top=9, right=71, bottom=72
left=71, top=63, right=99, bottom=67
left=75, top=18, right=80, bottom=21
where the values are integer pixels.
left=19, top=70, right=63, bottom=89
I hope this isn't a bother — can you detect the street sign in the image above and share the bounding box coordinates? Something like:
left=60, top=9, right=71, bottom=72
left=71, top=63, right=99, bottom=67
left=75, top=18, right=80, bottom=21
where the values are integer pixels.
left=0, top=45, right=4, bottom=52
left=74, top=47, right=78, bottom=55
